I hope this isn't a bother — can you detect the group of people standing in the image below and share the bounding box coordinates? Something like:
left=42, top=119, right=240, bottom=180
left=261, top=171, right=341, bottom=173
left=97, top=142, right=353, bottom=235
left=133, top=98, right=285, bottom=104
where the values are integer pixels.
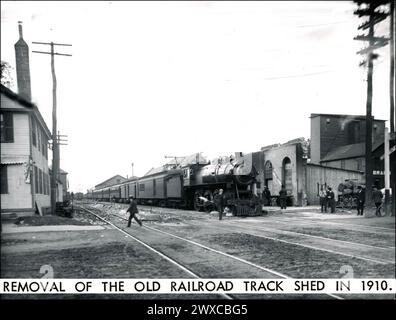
left=356, top=186, right=384, bottom=217
left=320, top=184, right=384, bottom=217
left=319, top=186, right=336, bottom=213
left=262, top=185, right=288, bottom=210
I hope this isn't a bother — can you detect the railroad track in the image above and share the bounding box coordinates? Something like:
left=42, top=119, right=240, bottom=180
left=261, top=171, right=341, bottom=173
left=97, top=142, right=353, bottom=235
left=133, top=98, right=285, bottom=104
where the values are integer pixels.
left=77, top=204, right=343, bottom=300
left=266, top=216, right=396, bottom=233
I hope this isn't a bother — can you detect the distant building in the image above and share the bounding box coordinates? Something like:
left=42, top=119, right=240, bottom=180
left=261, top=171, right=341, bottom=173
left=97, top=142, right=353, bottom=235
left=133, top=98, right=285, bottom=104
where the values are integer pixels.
left=95, top=175, right=127, bottom=190
left=253, top=136, right=364, bottom=206
left=59, top=168, right=69, bottom=200
left=310, top=113, right=385, bottom=188
left=49, top=167, right=69, bottom=202
left=48, top=167, right=68, bottom=202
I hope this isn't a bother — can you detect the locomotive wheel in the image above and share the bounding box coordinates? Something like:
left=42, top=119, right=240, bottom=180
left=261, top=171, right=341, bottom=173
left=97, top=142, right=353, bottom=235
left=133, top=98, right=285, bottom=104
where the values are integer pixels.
left=193, top=190, right=205, bottom=211
left=203, top=190, right=214, bottom=212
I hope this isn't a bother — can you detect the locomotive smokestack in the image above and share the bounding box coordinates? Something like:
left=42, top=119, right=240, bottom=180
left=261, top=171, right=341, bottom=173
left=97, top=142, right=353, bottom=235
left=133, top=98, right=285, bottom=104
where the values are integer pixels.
left=14, top=21, right=32, bottom=101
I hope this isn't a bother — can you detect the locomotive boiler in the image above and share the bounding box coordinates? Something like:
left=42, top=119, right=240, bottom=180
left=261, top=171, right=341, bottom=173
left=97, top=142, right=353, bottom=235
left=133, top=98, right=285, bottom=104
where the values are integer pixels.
left=182, top=152, right=260, bottom=214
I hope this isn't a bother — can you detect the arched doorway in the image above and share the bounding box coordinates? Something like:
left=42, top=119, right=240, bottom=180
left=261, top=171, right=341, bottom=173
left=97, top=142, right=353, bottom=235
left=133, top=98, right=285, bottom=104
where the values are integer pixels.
left=282, top=157, right=292, bottom=194
left=264, top=161, right=273, bottom=189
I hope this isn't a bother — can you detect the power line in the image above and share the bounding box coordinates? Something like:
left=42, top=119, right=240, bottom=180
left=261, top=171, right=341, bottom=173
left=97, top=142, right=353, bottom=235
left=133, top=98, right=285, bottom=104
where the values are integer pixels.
left=296, top=20, right=353, bottom=28
left=262, top=70, right=333, bottom=81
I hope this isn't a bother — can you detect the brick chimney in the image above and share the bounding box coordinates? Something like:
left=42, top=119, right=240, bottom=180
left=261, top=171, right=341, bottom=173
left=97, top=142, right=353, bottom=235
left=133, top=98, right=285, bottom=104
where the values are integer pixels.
left=14, top=21, right=32, bottom=101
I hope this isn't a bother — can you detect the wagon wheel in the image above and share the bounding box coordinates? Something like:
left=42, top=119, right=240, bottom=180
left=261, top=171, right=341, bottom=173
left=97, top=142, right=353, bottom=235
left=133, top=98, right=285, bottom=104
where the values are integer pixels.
left=343, top=195, right=353, bottom=209
left=193, top=190, right=205, bottom=211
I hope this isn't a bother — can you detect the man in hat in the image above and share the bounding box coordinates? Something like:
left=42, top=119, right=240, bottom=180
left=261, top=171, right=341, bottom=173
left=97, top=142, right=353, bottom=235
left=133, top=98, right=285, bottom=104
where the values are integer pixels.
left=356, top=186, right=365, bottom=216
left=126, top=196, right=142, bottom=227
left=263, top=186, right=271, bottom=206
left=319, top=186, right=327, bottom=213
left=279, top=185, right=287, bottom=210
left=372, top=186, right=383, bottom=217
left=214, top=188, right=224, bottom=220
left=326, top=187, right=336, bottom=213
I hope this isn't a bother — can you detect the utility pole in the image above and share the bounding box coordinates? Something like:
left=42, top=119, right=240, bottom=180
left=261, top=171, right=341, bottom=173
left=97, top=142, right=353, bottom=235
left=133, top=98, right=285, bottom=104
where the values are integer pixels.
left=32, top=41, right=72, bottom=215
left=354, top=1, right=389, bottom=216
left=384, top=128, right=390, bottom=215
left=389, top=0, right=396, bottom=216
left=390, top=0, right=395, bottom=134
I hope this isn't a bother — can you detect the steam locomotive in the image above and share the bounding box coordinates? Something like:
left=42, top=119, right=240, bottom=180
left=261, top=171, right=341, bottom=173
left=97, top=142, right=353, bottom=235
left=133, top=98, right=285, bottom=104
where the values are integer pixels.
left=88, top=152, right=262, bottom=216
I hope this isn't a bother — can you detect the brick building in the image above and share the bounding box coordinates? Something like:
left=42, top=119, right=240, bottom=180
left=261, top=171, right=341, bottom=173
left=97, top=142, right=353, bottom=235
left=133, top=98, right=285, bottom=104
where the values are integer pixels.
left=310, top=113, right=385, bottom=188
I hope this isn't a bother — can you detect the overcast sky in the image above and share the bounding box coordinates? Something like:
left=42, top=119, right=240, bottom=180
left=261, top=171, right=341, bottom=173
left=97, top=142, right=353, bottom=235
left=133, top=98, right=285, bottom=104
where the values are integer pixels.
left=1, top=1, right=392, bottom=193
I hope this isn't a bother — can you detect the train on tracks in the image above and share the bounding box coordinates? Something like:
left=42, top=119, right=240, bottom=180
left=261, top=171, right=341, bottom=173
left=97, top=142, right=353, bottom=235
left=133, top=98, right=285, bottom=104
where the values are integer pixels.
left=87, top=152, right=262, bottom=216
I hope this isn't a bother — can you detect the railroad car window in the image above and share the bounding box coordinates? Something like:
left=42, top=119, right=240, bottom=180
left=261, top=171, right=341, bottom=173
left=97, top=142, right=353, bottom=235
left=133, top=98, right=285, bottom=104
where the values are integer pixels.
left=0, top=112, right=14, bottom=143
left=139, top=184, right=145, bottom=191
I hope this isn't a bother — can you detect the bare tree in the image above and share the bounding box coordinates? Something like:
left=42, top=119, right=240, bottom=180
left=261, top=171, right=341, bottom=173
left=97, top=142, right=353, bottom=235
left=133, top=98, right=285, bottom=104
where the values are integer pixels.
left=0, top=61, right=14, bottom=88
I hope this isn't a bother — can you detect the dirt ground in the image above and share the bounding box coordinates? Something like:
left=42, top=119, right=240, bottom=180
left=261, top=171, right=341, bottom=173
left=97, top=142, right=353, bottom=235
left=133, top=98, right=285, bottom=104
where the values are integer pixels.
left=1, top=201, right=395, bottom=300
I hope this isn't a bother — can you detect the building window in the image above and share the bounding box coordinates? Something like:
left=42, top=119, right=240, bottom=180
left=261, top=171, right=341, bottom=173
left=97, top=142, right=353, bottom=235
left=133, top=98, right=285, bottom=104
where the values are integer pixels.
left=282, top=157, right=292, bottom=194
left=34, top=166, right=38, bottom=194
left=47, top=174, right=50, bottom=195
left=357, top=159, right=362, bottom=171
left=39, top=169, right=43, bottom=194
left=41, top=131, right=45, bottom=156
left=0, top=165, right=8, bottom=194
left=37, top=127, right=41, bottom=152
left=43, top=172, right=46, bottom=195
left=44, top=139, right=48, bottom=159
left=32, top=117, right=37, bottom=146
left=0, top=112, right=14, bottom=143
left=46, top=173, right=49, bottom=195
left=264, top=161, right=273, bottom=180
left=264, top=161, right=273, bottom=188
left=348, top=121, right=361, bottom=144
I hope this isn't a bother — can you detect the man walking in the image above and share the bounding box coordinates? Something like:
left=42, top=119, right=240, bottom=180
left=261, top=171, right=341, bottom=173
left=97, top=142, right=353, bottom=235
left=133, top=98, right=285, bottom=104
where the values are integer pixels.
left=279, top=185, right=287, bottom=210
left=263, top=186, right=271, bottom=206
left=126, top=196, right=142, bottom=227
left=372, top=187, right=383, bottom=217
left=214, top=188, right=224, bottom=220
left=326, top=187, right=335, bottom=213
left=356, top=186, right=365, bottom=216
